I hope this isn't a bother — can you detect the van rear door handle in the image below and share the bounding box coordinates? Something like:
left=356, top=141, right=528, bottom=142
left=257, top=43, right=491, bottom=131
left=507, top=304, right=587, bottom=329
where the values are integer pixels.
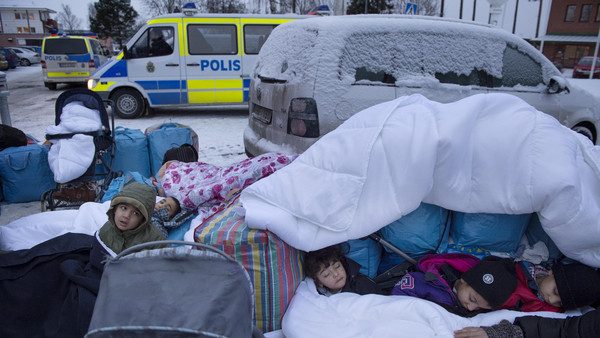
left=186, top=63, right=199, bottom=66
left=166, top=63, right=179, bottom=66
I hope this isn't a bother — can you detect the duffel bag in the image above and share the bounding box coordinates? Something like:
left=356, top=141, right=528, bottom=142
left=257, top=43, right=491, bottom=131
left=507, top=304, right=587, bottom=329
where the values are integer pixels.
left=0, top=144, right=56, bottom=203
left=112, top=127, right=151, bottom=177
left=146, top=123, right=198, bottom=175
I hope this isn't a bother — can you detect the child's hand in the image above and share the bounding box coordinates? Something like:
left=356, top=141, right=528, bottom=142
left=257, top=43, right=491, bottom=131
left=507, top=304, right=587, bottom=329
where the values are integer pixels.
left=453, top=327, right=488, bottom=338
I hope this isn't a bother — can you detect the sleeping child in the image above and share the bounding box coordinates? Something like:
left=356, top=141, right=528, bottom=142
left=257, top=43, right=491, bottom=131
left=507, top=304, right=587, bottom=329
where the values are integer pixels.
left=304, top=244, right=386, bottom=296
left=391, top=254, right=561, bottom=316
left=156, top=152, right=297, bottom=210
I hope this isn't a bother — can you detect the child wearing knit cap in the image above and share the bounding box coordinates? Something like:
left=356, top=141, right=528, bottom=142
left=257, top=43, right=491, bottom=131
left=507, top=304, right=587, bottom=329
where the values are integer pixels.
left=455, top=262, right=600, bottom=338
left=392, top=254, right=559, bottom=316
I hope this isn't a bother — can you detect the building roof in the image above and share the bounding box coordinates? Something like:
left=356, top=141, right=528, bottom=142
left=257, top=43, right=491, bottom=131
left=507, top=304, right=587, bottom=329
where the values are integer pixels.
left=531, top=34, right=600, bottom=43
left=0, top=6, right=56, bottom=13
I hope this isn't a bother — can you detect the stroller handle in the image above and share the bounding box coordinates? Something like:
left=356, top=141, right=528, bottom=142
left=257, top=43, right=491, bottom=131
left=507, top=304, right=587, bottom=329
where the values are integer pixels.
left=112, top=240, right=236, bottom=262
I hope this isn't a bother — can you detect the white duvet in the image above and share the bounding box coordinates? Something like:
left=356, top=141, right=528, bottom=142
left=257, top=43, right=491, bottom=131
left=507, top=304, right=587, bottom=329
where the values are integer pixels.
left=282, top=279, right=572, bottom=338
left=241, top=93, right=600, bottom=268
left=0, top=200, right=110, bottom=251
left=46, top=101, right=102, bottom=183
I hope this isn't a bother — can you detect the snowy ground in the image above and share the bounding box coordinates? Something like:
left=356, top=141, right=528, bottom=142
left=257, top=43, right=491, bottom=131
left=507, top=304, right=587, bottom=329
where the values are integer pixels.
left=0, top=66, right=598, bottom=225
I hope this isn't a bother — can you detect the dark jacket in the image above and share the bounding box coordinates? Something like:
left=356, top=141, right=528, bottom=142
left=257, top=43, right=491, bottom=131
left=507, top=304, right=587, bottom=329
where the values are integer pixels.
left=341, top=258, right=386, bottom=295
left=0, top=233, right=106, bottom=338
left=514, top=308, right=600, bottom=338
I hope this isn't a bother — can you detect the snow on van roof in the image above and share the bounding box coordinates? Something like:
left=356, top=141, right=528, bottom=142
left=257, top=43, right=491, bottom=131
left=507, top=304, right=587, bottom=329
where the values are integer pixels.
left=255, top=15, right=558, bottom=86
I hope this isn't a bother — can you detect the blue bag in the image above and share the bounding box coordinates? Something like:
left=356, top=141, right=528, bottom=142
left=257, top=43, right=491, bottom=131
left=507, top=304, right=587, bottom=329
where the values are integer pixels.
left=101, top=171, right=155, bottom=202
left=146, top=123, right=194, bottom=175
left=451, top=212, right=532, bottom=254
left=0, top=144, right=56, bottom=203
left=525, top=213, right=563, bottom=261
left=378, top=203, right=450, bottom=273
left=112, top=127, right=151, bottom=177
left=343, top=238, right=382, bottom=279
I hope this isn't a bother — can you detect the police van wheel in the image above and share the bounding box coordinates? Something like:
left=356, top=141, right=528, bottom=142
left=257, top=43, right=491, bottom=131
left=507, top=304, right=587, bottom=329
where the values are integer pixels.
left=572, top=124, right=596, bottom=144
left=44, top=82, right=57, bottom=90
left=113, top=88, right=144, bottom=119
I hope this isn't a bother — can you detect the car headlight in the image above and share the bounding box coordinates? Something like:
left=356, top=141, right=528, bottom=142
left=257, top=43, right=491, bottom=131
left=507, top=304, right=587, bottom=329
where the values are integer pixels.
left=87, top=78, right=98, bottom=90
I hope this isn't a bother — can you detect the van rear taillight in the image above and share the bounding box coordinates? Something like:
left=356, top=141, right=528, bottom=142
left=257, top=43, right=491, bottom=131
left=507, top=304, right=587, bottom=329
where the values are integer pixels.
left=88, top=60, right=96, bottom=68
left=288, top=98, right=319, bottom=138
left=41, top=60, right=46, bottom=69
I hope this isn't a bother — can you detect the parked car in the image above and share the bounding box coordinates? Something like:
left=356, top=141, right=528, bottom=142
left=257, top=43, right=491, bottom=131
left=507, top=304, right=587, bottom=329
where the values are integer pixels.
left=572, top=56, right=600, bottom=79
left=20, top=46, right=42, bottom=55
left=0, top=47, right=19, bottom=69
left=0, top=54, right=8, bottom=71
left=244, top=15, right=600, bottom=157
left=9, top=47, right=41, bottom=66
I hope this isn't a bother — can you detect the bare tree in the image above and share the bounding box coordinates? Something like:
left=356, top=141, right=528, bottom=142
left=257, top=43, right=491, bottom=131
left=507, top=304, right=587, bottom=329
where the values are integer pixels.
left=57, top=4, right=82, bottom=31
left=143, top=0, right=197, bottom=16
left=390, top=0, right=438, bottom=15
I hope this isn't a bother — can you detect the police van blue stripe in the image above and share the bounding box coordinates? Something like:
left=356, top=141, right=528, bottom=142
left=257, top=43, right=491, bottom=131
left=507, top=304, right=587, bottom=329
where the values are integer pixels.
left=243, top=78, right=251, bottom=88
left=66, top=54, right=91, bottom=62
left=243, top=90, right=249, bottom=102
left=181, top=80, right=187, bottom=90
left=136, top=81, right=158, bottom=90
left=148, top=92, right=181, bottom=105
left=159, top=81, right=181, bottom=89
left=101, top=60, right=127, bottom=78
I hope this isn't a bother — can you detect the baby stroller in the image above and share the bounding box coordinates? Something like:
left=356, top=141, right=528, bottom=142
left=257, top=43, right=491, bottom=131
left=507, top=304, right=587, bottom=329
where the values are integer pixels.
left=87, top=241, right=263, bottom=338
left=41, top=88, right=116, bottom=211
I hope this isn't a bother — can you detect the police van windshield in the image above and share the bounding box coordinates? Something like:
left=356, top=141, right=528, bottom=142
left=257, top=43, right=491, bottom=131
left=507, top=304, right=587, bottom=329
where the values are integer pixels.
left=44, top=39, right=87, bottom=54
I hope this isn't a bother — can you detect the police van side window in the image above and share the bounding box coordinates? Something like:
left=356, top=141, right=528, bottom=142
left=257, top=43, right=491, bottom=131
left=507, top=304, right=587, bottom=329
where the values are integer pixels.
left=90, top=40, right=102, bottom=55
left=501, top=44, right=543, bottom=87
left=188, top=25, right=237, bottom=55
left=129, top=27, right=174, bottom=59
left=244, top=25, right=277, bottom=55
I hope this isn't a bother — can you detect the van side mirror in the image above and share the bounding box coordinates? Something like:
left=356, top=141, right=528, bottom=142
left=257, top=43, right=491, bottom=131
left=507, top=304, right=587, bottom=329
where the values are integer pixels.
left=122, top=46, right=129, bottom=59
left=547, top=75, right=569, bottom=94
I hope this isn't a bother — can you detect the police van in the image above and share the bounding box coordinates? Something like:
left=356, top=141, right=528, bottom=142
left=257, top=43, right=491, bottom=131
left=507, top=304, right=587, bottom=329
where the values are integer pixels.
left=87, top=8, right=304, bottom=118
left=42, top=35, right=111, bottom=90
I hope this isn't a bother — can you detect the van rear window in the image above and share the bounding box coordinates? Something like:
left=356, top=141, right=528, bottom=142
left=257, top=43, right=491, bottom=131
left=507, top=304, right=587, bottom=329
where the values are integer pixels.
left=44, top=39, right=87, bottom=54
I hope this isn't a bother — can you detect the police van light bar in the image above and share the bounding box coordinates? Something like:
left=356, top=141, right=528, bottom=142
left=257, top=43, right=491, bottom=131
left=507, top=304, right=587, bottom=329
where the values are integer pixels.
left=182, top=2, right=198, bottom=16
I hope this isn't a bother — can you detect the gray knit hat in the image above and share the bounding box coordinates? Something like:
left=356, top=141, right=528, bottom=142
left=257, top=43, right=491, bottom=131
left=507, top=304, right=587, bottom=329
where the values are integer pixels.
left=107, top=182, right=156, bottom=226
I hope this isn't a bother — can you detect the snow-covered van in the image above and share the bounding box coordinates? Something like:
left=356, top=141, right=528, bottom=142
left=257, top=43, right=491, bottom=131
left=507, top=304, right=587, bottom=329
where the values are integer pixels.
left=87, top=10, right=304, bottom=118
left=42, top=36, right=111, bottom=90
left=244, top=15, right=600, bottom=156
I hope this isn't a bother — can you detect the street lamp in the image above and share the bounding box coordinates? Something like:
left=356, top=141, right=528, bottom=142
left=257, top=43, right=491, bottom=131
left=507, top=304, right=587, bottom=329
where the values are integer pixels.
left=487, top=0, right=508, bottom=26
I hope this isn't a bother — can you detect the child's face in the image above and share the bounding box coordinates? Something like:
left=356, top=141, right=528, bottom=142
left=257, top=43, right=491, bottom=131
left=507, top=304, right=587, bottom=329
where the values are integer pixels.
left=316, top=260, right=347, bottom=292
left=155, top=197, right=178, bottom=219
left=538, top=271, right=562, bottom=308
left=114, top=203, right=145, bottom=231
left=455, top=279, right=492, bottom=312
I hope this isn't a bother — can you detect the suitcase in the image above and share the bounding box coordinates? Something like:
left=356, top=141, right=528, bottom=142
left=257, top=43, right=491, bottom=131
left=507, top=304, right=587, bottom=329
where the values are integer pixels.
left=0, top=144, right=56, bottom=203
left=112, top=127, right=151, bottom=177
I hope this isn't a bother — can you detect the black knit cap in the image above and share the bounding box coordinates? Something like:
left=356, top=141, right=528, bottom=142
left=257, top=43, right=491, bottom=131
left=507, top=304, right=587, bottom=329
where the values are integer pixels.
left=553, top=262, right=600, bottom=310
left=162, top=143, right=198, bottom=164
left=462, top=257, right=518, bottom=309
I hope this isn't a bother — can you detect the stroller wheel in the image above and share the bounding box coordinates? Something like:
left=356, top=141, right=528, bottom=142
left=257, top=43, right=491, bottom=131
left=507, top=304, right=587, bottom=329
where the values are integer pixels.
left=40, top=190, right=54, bottom=212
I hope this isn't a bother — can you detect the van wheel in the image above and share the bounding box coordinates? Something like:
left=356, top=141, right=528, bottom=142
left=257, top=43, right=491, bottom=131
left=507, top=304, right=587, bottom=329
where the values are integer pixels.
left=20, top=59, right=30, bottom=66
left=44, top=82, right=57, bottom=90
left=112, top=88, right=144, bottom=119
left=572, top=124, right=596, bottom=144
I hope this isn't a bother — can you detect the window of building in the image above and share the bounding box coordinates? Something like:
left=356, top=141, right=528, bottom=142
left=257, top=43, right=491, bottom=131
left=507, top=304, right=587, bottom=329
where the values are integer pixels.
left=16, top=27, right=22, bottom=33
left=565, top=5, right=577, bottom=22
left=30, top=27, right=36, bottom=33
left=14, top=12, right=21, bottom=20
left=580, top=4, right=592, bottom=21
left=28, top=13, right=34, bottom=20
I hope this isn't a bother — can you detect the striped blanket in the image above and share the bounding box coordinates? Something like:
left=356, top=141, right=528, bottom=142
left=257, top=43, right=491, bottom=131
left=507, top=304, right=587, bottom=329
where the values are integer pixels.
left=193, top=197, right=304, bottom=332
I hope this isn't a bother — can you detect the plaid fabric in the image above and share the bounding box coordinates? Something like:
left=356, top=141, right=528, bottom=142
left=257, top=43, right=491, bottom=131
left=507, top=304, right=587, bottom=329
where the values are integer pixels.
left=193, top=197, right=304, bottom=332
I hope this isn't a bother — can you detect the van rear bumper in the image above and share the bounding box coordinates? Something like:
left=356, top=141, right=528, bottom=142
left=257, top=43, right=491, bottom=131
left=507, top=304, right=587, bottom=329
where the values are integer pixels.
left=43, top=76, right=88, bottom=84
